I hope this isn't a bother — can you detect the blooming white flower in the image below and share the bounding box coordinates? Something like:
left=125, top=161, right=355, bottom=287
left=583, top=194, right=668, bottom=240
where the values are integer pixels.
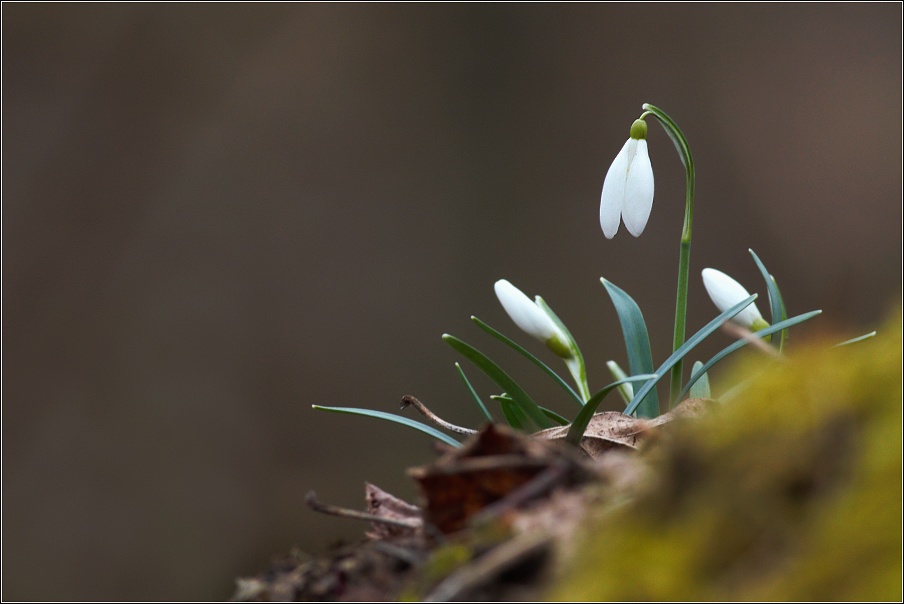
left=701, top=268, right=769, bottom=330
left=600, top=119, right=655, bottom=239
left=494, top=279, right=572, bottom=358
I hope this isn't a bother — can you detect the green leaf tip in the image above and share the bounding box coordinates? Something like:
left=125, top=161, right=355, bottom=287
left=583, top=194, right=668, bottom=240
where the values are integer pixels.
left=625, top=293, right=758, bottom=416
left=470, top=316, right=583, bottom=406
left=834, top=331, right=878, bottom=347
left=688, top=360, right=712, bottom=399
left=748, top=248, right=789, bottom=351
left=601, top=277, right=659, bottom=418
left=312, top=405, right=463, bottom=448
left=443, top=333, right=554, bottom=430
left=678, top=308, right=822, bottom=400
left=454, top=362, right=492, bottom=422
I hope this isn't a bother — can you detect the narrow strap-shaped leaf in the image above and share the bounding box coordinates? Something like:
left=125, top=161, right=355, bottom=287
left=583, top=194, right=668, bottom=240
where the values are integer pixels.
left=834, top=331, right=877, bottom=347
left=626, top=294, right=758, bottom=415
left=540, top=406, right=570, bottom=426
left=471, top=316, right=583, bottom=406
left=678, top=309, right=822, bottom=400
left=602, top=278, right=659, bottom=418
left=688, top=360, right=711, bottom=399
left=312, top=405, right=462, bottom=448
left=565, top=374, right=657, bottom=446
left=770, top=276, right=789, bottom=351
left=493, top=395, right=527, bottom=430
left=455, top=362, right=492, bottom=422
left=606, top=360, right=634, bottom=405
left=443, top=334, right=554, bottom=430
left=749, top=249, right=789, bottom=352
left=493, top=392, right=568, bottom=426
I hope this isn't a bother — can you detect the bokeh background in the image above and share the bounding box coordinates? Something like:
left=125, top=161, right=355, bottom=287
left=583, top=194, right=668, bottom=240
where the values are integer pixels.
left=3, top=4, right=901, bottom=600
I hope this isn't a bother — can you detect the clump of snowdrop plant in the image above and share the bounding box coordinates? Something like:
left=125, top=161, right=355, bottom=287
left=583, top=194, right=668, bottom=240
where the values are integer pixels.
left=314, top=103, right=875, bottom=447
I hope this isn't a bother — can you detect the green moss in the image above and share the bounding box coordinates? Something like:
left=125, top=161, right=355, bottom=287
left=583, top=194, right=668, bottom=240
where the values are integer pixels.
left=552, top=312, right=902, bottom=601
left=397, top=543, right=471, bottom=601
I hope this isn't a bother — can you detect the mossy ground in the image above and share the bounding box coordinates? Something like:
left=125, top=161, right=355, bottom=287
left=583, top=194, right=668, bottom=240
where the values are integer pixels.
left=237, top=312, right=902, bottom=601
left=551, top=312, right=902, bottom=601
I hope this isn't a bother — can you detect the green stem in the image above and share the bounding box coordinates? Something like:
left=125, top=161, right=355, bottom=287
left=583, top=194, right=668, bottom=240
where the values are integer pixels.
left=566, top=356, right=592, bottom=402
left=535, top=296, right=592, bottom=403
left=671, top=239, right=691, bottom=406
left=641, top=103, right=695, bottom=407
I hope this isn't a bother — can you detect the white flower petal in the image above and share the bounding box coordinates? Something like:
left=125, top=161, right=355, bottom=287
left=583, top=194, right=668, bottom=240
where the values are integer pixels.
left=701, top=268, right=765, bottom=328
left=621, top=139, right=655, bottom=237
left=494, top=279, right=560, bottom=342
left=600, top=138, right=633, bottom=239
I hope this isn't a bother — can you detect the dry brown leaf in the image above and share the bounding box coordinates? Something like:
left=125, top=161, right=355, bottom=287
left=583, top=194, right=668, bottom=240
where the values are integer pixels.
left=408, top=424, right=582, bottom=534
left=651, top=397, right=716, bottom=424
left=364, top=482, right=422, bottom=540
left=533, top=398, right=717, bottom=459
left=532, top=411, right=648, bottom=459
left=380, top=402, right=717, bottom=535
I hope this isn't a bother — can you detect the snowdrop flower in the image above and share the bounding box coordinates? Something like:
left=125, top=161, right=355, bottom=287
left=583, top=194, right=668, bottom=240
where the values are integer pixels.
left=702, top=268, right=770, bottom=331
left=600, top=119, right=655, bottom=239
left=494, top=279, right=572, bottom=358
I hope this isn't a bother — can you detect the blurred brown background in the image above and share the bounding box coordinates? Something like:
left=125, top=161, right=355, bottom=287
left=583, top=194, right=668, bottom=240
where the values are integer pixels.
left=3, top=4, right=900, bottom=600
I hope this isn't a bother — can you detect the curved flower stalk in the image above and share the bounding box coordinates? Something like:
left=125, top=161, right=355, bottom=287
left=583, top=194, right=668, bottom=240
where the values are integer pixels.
left=600, top=119, right=655, bottom=239
left=601, top=104, right=695, bottom=406
left=702, top=268, right=770, bottom=331
left=600, top=103, right=694, bottom=404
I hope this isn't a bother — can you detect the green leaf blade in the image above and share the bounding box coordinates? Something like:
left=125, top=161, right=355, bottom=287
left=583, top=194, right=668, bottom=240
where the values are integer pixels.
left=834, top=331, right=877, bottom=347
left=540, top=406, right=570, bottom=426
left=312, top=405, right=462, bottom=448
left=471, top=316, right=583, bottom=406
left=493, top=395, right=528, bottom=430
left=678, top=309, right=822, bottom=400
left=565, top=374, right=657, bottom=446
left=749, top=249, right=789, bottom=352
left=626, top=294, right=758, bottom=416
left=443, top=334, right=554, bottom=430
left=688, top=360, right=711, bottom=399
left=602, top=279, right=659, bottom=418
left=455, top=362, right=492, bottom=422
left=606, top=360, right=634, bottom=405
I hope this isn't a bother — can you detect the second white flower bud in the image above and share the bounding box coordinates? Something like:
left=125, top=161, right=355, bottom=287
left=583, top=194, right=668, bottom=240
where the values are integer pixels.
left=701, top=268, right=770, bottom=331
left=494, top=279, right=572, bottom=358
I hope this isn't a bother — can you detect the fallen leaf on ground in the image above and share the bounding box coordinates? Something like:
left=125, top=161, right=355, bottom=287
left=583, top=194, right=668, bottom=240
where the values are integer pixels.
left=408, top=424, right=587, bottom=534
left=534, top=398, right=717, bottom=459
left=365, top=482, right=422, bottom=540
